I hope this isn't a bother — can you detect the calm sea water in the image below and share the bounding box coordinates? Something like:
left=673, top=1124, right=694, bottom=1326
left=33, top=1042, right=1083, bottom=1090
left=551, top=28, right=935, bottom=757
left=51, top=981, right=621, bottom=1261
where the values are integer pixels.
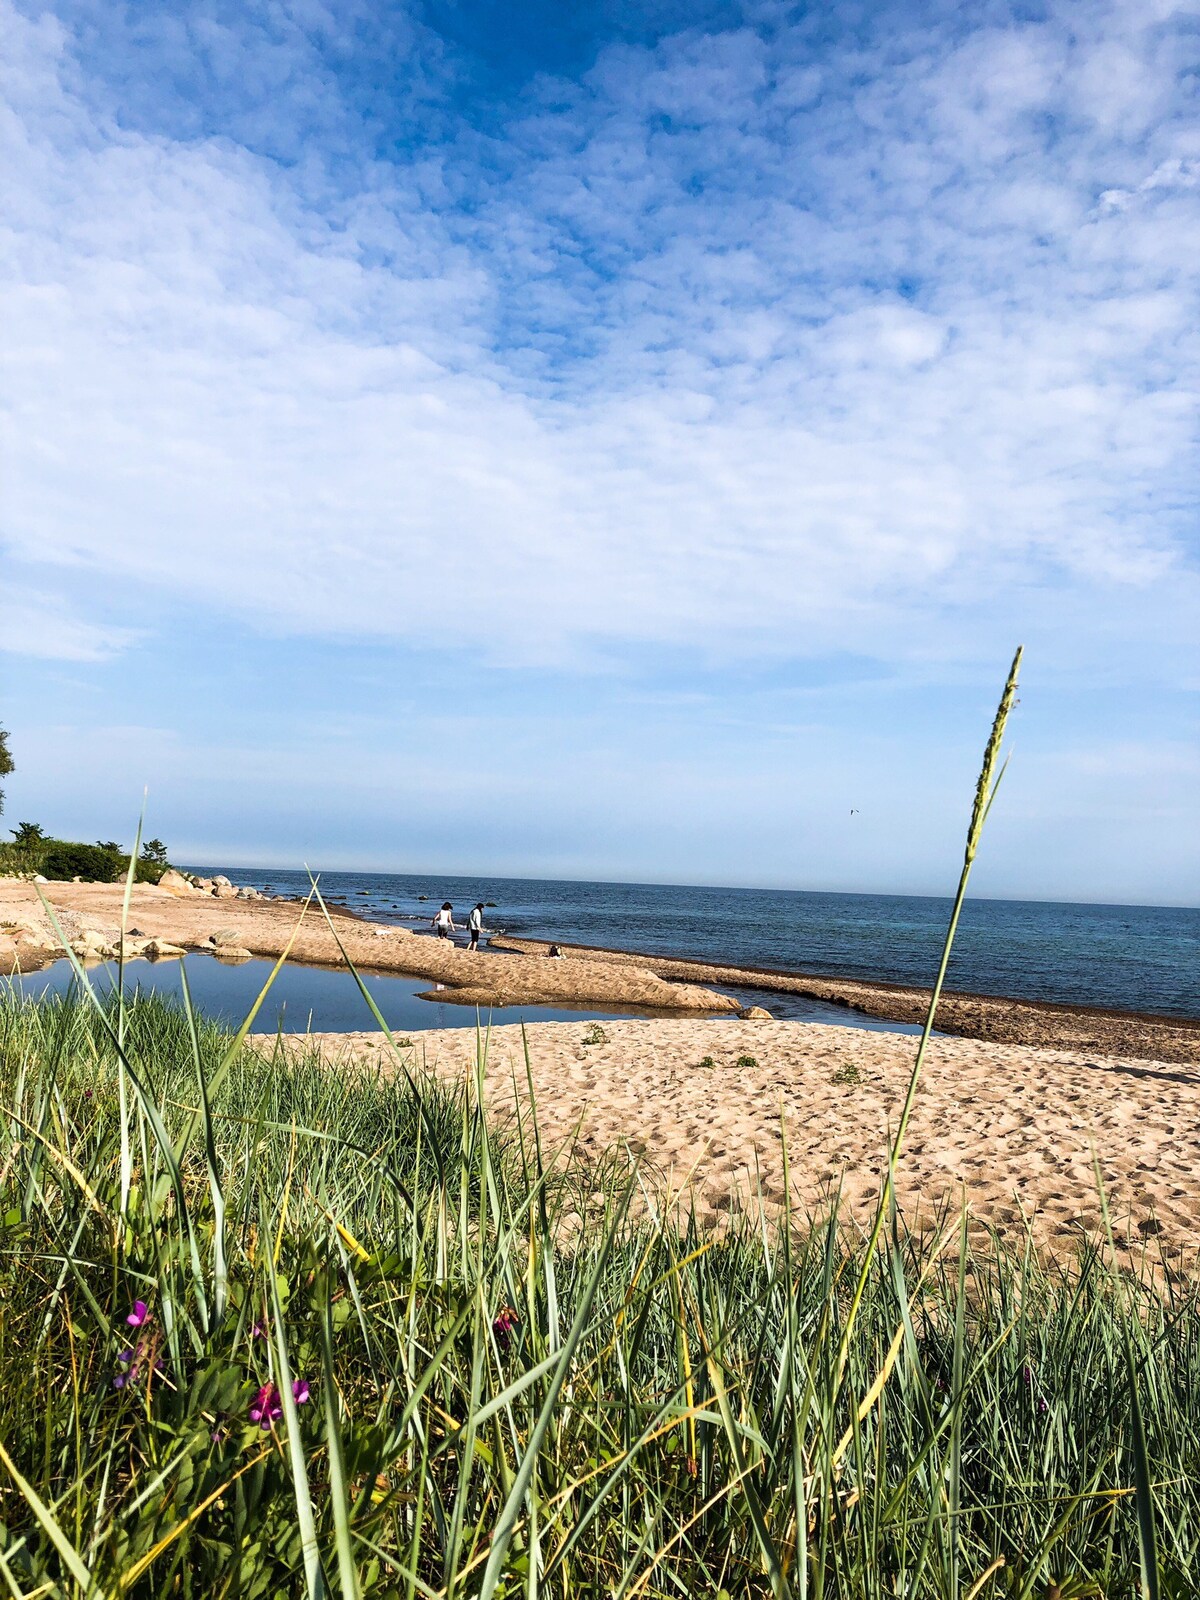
left=196, top=868, right=1197, bottom=1020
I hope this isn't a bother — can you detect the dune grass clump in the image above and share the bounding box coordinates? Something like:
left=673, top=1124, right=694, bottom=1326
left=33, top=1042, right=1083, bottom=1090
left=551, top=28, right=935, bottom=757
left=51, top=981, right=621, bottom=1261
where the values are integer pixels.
left=1, top=988, right=1199, bottom=1598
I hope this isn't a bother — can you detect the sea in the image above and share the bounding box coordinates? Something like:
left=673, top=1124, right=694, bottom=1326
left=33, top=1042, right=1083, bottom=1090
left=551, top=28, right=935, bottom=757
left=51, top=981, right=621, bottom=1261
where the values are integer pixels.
left=205, top=869, right=1196, bottom=1020
left=15, top=871, right=1195, bottom=1036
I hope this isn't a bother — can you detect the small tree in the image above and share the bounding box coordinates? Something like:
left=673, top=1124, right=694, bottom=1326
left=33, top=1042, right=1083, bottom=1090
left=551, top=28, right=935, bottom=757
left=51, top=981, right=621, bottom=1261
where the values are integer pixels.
left=0, top=727, right=12, bottom=817
left=10, top=822, right=45, bottom=848
left=140, top=838, right=169, bottom=866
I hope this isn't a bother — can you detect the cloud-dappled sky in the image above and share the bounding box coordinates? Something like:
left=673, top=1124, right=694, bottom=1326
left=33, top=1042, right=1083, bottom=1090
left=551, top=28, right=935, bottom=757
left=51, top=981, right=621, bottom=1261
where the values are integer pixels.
left=2, top=0, right=1198, bottom=902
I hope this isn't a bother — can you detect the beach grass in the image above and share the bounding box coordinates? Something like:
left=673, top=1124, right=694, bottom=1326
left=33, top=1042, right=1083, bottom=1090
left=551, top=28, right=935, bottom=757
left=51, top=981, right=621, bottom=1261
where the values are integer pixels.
left=1, top=987, right=1198, bottom=1598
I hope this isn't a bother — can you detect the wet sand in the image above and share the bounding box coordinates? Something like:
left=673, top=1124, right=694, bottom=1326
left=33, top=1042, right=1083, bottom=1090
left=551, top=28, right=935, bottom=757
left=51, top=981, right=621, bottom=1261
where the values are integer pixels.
left=300, top=1016, right=1200, bottom=1261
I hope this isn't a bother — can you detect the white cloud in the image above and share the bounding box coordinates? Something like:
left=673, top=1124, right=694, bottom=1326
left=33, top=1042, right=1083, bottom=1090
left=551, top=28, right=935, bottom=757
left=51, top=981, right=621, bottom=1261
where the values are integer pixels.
left=0, top=0, right=1197, bottom=676
left=0, top=584, right=139, bottom=660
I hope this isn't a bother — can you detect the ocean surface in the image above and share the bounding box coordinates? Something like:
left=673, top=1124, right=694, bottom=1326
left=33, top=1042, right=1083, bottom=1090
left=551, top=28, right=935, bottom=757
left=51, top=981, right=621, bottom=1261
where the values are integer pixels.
left=195, top=868, right=1197, bottom=1021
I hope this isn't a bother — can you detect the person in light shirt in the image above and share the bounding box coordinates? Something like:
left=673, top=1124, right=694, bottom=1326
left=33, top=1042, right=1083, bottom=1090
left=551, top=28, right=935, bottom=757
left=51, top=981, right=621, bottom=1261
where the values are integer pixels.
left=468, top=903, right=485, bottom=951
left=432, top=902, right=456, bottom=939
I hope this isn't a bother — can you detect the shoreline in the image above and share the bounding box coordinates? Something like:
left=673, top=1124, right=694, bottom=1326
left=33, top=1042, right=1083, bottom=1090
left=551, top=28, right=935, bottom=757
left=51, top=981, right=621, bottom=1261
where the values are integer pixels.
left=0, top=880, right=739, bottom=1016
left=3, top=878, right=1195, bottom=1062
left=489, top=934, right=1200, bottom=1063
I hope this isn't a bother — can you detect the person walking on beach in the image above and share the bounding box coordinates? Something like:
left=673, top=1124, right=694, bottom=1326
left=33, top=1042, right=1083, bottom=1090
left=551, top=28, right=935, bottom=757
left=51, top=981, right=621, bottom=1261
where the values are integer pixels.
left=467, top=903, right=485, bottom=951
left=432, top=902, right=456, bottom=939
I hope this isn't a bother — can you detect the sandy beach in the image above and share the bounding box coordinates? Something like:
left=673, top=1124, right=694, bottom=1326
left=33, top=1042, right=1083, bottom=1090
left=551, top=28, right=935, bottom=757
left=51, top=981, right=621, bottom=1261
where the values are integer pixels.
left=302, top=1016, right=1200, bottom=1262
left=5, top=877, right=1198, bottom=1260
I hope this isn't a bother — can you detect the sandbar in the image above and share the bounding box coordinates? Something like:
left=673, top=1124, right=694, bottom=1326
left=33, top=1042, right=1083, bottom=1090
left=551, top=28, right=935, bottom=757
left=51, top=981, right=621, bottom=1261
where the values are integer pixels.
left=0, top=880, right=736, bottom=1014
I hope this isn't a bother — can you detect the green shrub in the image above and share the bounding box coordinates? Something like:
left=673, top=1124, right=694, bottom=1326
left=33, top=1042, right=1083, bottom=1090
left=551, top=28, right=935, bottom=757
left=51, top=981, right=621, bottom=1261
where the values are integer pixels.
left=39, top=839, right=125, bottom=881
left=0, top=832, right=173, bottom=882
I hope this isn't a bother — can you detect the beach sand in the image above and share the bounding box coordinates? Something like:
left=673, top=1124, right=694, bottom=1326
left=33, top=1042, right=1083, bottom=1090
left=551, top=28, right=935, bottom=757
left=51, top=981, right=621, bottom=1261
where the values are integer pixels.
left=297, top=1017, right=1200, bottom=1262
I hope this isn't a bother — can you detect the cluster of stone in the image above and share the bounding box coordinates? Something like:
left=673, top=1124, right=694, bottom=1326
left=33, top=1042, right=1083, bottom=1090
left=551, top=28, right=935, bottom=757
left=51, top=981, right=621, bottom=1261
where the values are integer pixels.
left=158, top=869, right=263, bottom=901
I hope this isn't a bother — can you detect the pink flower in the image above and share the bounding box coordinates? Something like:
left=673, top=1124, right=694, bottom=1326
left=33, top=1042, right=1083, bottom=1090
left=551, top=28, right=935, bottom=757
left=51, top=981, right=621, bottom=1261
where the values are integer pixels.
left=492, top=1306, right=520, bottom=1351
left=126, top=1301, right=149, bottom=1328
left=248, top=1382, right=283, bottom=1430
left=292, top=1379, right=311, bottom=1405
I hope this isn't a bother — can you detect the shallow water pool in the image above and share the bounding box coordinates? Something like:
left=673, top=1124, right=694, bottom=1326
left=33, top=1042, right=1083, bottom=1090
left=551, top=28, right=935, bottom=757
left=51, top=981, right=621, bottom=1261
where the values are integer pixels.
left=9, top=955, right=925, bottom=1036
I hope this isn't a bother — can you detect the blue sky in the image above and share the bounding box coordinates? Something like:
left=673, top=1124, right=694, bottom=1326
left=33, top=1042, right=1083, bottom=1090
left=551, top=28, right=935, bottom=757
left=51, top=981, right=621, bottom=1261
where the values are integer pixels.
left=2, top=0, right=1198, bottom=904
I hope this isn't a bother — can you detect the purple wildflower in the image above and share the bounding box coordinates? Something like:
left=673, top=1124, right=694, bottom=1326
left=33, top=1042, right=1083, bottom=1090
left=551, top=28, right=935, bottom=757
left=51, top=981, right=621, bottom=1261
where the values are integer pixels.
left=249, top=1320, right=267, bottom=1340
left=292, top=1379, right=311, bottom=1405
left=1037, top=1397, right=1049, bottom=1414
left=492, top=1306, right=520, bottom=1351
left=249, top=1382, right=283, bottom=1430
left=126, top=1301, right=149, bottom=1328
left=112, top=1337, right=164, bottom=1391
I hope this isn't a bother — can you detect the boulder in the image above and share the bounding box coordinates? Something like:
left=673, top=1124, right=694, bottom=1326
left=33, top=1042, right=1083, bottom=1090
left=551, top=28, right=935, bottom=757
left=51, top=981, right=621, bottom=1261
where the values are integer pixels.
left=32, top=874, right=48, bottom=883
left=236, top=885, right=260, bottom=899
left=143, top=939, right=186, bottom=960
left=739, top=1006, right=773, bottom=1021
left=212, top=875, right=233, bottom=887
left=214, top=883, right=239, bottom=899
left=157, top=868, right=192, bottom=896
left=212, top=928, right=243, bottom=948
left=213, top=946, right=252, bottom=961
